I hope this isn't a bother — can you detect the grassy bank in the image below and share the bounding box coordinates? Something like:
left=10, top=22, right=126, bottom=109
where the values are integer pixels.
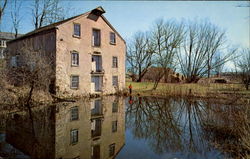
left=126, top=81, right=250, bottom=102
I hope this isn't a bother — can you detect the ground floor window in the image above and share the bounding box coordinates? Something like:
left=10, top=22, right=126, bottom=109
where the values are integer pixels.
left=91, top=76, right=103, bottom=91
left=91, top=99, right=102, bottom=116
left=91, top=118, right=102, bottom=137
left=112, top=76, right=118, bottom=86
left=112, top=121, right=118, bottom=132
left=112, top=102, right=118, bottom=113
left=70, top=129, right=78, bottom=144
left=109, top=143, right=116, bottom=157
left=70, top=106, right=79, bottom=121
left=91, top=145, right=100, bottom=159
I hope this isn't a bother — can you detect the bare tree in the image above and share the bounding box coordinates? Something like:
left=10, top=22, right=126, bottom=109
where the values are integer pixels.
left=11, top=0, right=22, bottom=38
left=127, top=32, right=154, bottom=82
left=151, top=19, right=184, bottom=89
left=237, top=48, right=250, bottom=90
left=6, top=42, right=55, bottom=105
left=213, top=54, right=225, bottom=77
left=0, top=0, right=7, bottom=23
left=31, top=0, right=65, bottom=29
left=46, top=0, right=66, bottom=24
left=177, top=20, right=236, bottom=83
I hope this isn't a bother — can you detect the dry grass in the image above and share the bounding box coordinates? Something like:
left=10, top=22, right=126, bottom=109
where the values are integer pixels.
left=126, top=81, right=250, bottom=101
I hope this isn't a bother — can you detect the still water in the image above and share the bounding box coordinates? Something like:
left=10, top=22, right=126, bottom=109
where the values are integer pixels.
left=0, top=96, right=244, bottom=159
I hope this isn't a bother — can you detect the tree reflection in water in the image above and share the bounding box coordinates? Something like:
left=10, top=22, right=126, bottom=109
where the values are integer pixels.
left=202, top=101, right=250, bottom=158
left=125, top=96, right=248, bottom=157
left=1, top=96, right=249, bottom=158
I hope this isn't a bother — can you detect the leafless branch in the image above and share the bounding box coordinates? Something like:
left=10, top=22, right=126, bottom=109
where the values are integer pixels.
left=11, top=0, right=22, bottom=38
left=237, top=48, right=250, bottom=90
left=31, top=0, right=66, bottom=29
left=127, top=32, right=154, bottom=82
left=177, top=20, right=236, bottom=83
left=0, top=0, right=8, bottom=23
left=151, top=19, right=184, bottom=89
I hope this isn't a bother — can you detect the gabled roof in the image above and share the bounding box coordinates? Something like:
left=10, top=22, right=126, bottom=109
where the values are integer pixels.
left=8, top=6, right=125, bottom=43
left=100, top=15, right=125, bottom=43
left=91, top=6, right=106, bottom=15
left=8, top=12, right=89, bottom=43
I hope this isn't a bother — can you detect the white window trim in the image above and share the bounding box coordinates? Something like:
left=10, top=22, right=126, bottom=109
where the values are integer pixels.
left=112, top=76, right=118, bottom=87
left=112, top=56, right=118, bottom=68
left=73, top=23, right=81, bottom=37
left=71, top=51, right=79, bottom=66
left=70, top=75, right=79, bottom=89
left=110, top=32, right=116, bottom=45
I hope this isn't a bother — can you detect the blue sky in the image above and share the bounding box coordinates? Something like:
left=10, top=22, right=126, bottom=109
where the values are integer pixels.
left=2, top=1, right=249, bottom=48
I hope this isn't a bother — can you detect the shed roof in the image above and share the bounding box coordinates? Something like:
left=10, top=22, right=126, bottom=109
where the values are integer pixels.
left=0, top=32, right=23, bottom=41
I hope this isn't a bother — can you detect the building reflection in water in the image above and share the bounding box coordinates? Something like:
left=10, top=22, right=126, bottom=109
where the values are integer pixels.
left=5, top=96, right=125, bottom=159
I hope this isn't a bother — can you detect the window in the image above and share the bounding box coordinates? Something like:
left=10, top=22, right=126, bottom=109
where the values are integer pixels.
left=91, top=100, right=102, bottom=116
left=71, top=106, right=79, bottom=121
left=70, top=129, right=78, bottom=144
left=112, top=102, right=118, bottom=113
left=92, top=76, right=103, bottom=92
left=10, top=56, right=17, bottom=67
left=73, top=23, right=81, bottom=37
left=112, top=76, right=118, bottom=87
left=112, top=121, right=117, bottom=132
left=92, top=29, right=101, bottom=46
left=109, top=143, right=115, bottom=157
left=0, top=40, right=6, bottom=47
left=91, top=119, right=102, bottom=137
left=112, top=56, right=118, bottom=68
left=110, top=32, right=116, bottom=44
left=71, top=75, right=79, bottom=89
left=91, top=145, right=100, bottom=159
left=92, top=55, right=102, bottom=72
left=71, top=51, right=79, bottom=66
left=0, top=49, right=4, bottom=59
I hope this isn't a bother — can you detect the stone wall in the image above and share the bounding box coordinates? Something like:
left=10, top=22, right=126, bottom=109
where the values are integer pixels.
left=55, top=13, right=126, bottom=97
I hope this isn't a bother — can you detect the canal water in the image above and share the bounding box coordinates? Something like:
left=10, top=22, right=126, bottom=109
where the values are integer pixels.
left=0, top=96, right=247, bottom=159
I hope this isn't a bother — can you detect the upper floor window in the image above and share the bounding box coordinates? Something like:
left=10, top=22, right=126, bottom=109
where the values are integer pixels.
left=112, top=56, right=118, bottom=68
left=0, top=40, right=6, bottom=48
left=70, top=106, right=79, bottom=121
left=110, top=32, right=116, bottom=44
left=71, top=51, right=79, bottom=66
left=92, top=55, right=102, bottom=72
left=73, top=23, right=81, bottom=37
left=71, top=75, right=79, bottom=89
left=92, top=29, right=101, bottom=46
